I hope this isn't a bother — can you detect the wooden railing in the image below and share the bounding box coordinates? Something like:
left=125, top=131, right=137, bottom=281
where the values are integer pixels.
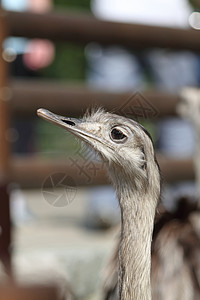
left=9, top=79, right=179, bottom=117
left=4, top=10, right=200, bottom=51
left=11, top=155, right=194, bottom=189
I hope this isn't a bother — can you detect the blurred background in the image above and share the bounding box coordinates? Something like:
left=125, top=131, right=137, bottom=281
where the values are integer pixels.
left=1, top=0, right=200, bottom=299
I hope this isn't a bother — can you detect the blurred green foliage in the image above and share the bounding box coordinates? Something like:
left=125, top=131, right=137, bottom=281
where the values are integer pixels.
left=37, top=120, right=79, bottom=156
left=40, top=43, right=86, bottom=80
left=36, top=1, right=91, bottom=154
left=140, top=120, right=156, bottom=144
left=189, top=0, right=200, bottom=9
left=53, top=0, right=91, bottom=11
left=40, top=0, right=91, bottom=80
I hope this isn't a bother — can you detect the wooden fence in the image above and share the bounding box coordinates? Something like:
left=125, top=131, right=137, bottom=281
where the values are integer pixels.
left=0, top=6, right=199, bottom=288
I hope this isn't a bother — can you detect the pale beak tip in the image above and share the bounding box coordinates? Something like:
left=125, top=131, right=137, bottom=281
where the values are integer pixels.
left=37, top=108, right=48, bottom=117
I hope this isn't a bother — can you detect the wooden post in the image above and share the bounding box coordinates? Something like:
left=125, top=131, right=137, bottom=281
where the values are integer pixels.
left=0, top=5, right=12, bottom=276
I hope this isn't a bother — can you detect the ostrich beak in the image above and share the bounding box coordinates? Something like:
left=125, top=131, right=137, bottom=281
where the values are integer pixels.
left=37, top=108, right=80, bottom=131
left=37, top=108, right=103, bottom=146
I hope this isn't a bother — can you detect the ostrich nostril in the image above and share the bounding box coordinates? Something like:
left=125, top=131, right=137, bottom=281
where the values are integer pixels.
left=62, top=120, right=75, bottom=126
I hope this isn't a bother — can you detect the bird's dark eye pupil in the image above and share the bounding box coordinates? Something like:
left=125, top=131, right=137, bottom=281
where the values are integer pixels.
left=111, top=128, right=126, bottom=140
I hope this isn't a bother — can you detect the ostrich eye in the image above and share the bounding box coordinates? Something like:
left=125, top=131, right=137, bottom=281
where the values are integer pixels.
left=110, top=128, right=127, bottom=142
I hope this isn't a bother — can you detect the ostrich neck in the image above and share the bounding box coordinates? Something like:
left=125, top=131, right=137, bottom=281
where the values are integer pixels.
left=117, top=184, right=157, bottom=300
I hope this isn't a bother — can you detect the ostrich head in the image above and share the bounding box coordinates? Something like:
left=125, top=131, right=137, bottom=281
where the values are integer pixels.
left=37, top=107, right=160, bottom=202
left=37, top=107, right=161, bottom=299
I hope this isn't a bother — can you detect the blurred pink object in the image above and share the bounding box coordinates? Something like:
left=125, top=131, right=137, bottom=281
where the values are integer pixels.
left=23, top=39, right=55, bottom=70
left=28, top=0, right=52, bottom=13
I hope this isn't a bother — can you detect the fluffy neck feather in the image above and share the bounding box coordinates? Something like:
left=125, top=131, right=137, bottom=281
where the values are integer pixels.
left=108, top=157, right=160, bottom=300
